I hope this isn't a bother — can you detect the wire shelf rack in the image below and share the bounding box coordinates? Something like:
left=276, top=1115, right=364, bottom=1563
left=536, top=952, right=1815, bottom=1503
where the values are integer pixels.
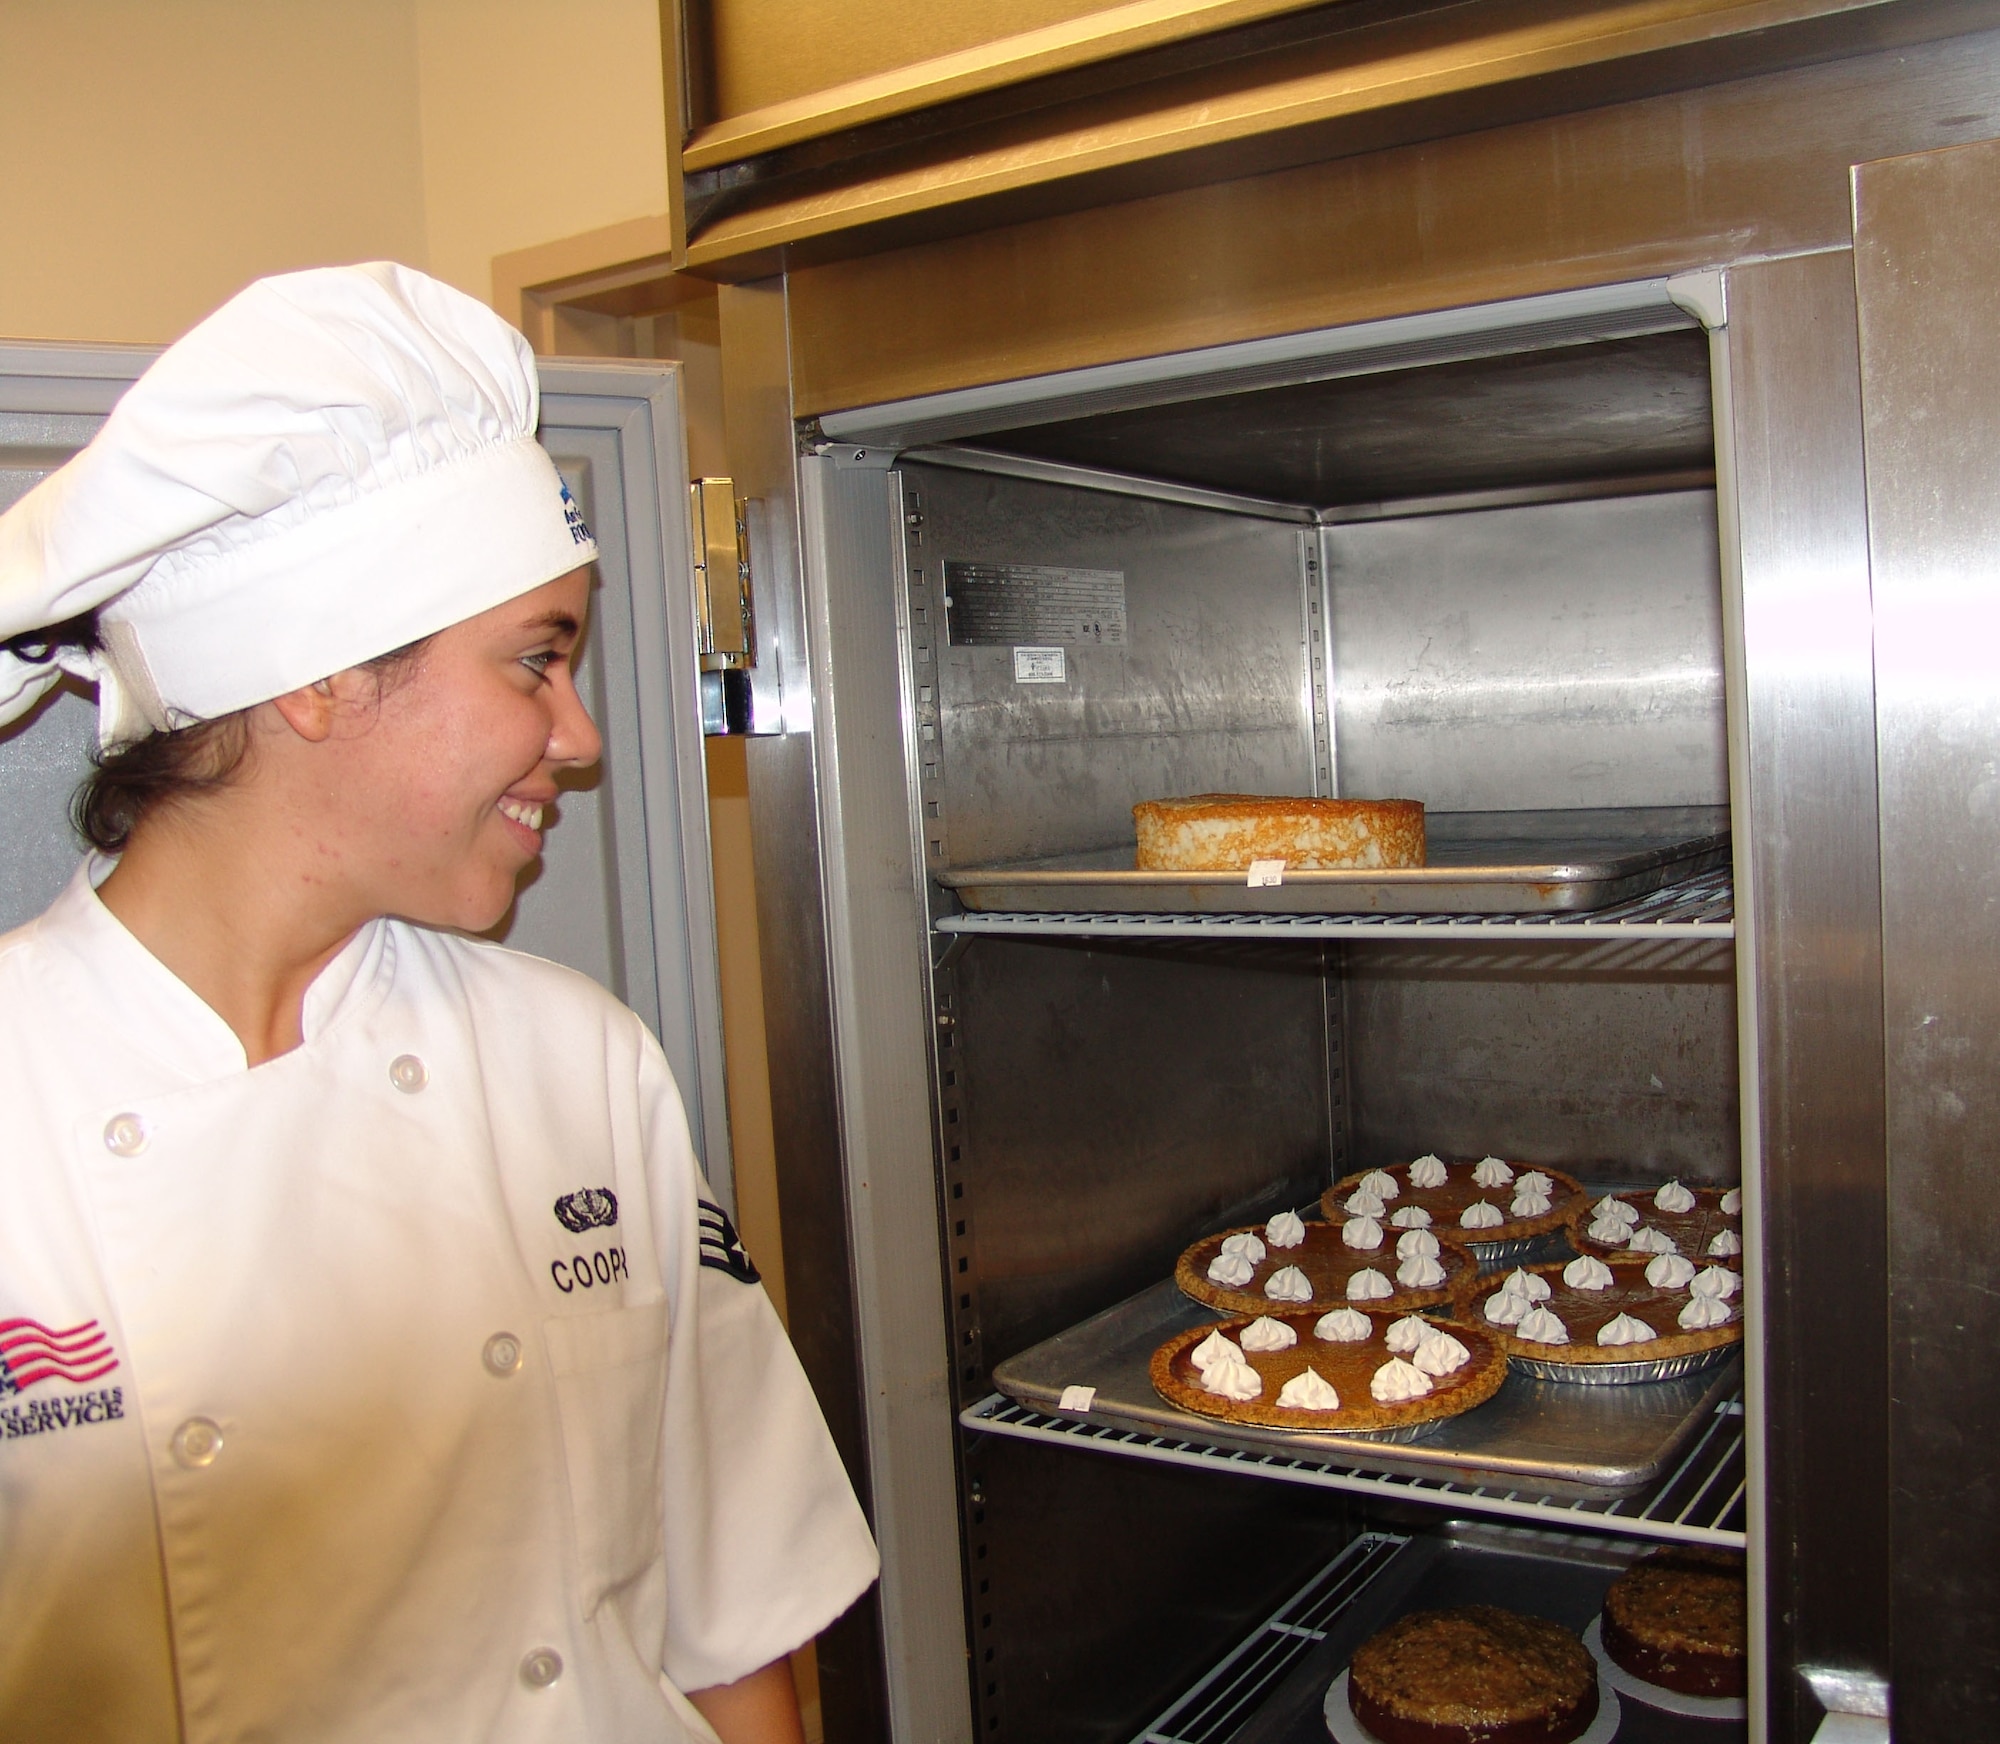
left=961, top=1388, right=1746, bottom=1550
left=1129, top=1531, right=1412, bottom=1744
left=935, top=866, right=1734, bottom=943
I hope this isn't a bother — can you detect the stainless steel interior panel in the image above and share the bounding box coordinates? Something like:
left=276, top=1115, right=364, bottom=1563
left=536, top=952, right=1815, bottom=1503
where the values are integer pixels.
left=1856, top=135, right=2000, bottom=1742
left=1342, top=938, right=1740, bottom=1182
left=798, top=454, right=971, bottom=1744
left=938, top=806, right=1731, bottom=915
left=982, top=330, right=1716, bottom=507
left=719, top=279, right=891, bottom=1744
left=1324, top=491, right=1727, bottom=813
left=1723, top=250, right=1889, bottom=1744
left=992, top=1279, right=1742, bottom=1496
left=947, top=934, right=1338, bottom=1387
left=908, top=462, right=1315, bottom=864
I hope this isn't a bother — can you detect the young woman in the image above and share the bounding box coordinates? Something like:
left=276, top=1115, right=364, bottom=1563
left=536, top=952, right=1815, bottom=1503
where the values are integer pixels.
left=0, top=264, right=875, bottom=1743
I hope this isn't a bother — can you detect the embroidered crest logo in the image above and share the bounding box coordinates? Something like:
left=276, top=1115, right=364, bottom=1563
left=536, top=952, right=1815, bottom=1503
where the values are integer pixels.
left=554, top=1187, right=619, bottom=1234
left=698, top=1199, right=761, bottom=1284
left=559, top=480, right=593, bottom=547
left=0, top=1317, right=117, bottom=1397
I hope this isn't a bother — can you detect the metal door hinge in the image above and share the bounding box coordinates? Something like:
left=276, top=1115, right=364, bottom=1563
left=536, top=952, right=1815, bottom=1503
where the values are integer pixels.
left=1802, top=1666, right=1890, bottom=1744
left=690, top=477, right=754, bottom=673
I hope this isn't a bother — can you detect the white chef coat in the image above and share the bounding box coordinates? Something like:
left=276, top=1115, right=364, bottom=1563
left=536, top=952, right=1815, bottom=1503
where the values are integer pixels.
left=0, top=862, right=878, bottom=1744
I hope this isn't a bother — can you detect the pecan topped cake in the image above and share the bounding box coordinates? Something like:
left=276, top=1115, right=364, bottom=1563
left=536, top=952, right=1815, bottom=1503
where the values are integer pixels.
left=1348, top=1606, right=1599, bottom=1744
left=1601, top=1548, right=1747, bottom=1697
left=1321, top=1158, right=1585, bottom=1250
left=1132, top=794, right=1425, bottom=871
left=1566, top=1181, right=1742, bottom=1265
left=1177, top=1211, right=1476, bottom=1317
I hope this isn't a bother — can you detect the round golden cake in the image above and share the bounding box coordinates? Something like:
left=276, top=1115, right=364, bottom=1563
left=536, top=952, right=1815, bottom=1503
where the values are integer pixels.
left=1601, top=1548, right=1747, bottom=1697
left=1177, top=1219, right=1476, bottom=1317
left=1459, top=1258, right=1742, bottom=1372
left=1322, top=1160, right=1585, bottom=1249
left=1132, top=794, right=1425, bottom=871
left=1566, top=1183, right=1741, bottom=1265
left=1149, top=1308, right=1505, bottom=1435
left=1348, top=1606, right=1599, bottom=1744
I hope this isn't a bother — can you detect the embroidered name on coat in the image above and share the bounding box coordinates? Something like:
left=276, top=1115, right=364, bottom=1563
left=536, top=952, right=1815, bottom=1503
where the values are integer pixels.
left=699, top=1199, right=761, bottom=1284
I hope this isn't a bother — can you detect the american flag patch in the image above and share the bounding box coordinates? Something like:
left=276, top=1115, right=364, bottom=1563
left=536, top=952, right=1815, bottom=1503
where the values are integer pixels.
left=0, top=1318, right=118, bottom=1396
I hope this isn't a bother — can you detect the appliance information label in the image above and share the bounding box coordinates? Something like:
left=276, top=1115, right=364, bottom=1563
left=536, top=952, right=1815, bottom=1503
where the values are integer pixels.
left=943, top=561, right=1127, bottom=648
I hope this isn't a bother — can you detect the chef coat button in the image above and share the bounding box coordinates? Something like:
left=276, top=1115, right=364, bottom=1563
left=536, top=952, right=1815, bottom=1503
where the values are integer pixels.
left=482, top=1332, right=523, bottom=1377
left=519, top=1647, right=563, bottom=1689
left=170, top=1417, right=223, bottom=1469
left=103, top=1112, right=149, bottom=1156
left=388, top=1053, right=428, bottom=1093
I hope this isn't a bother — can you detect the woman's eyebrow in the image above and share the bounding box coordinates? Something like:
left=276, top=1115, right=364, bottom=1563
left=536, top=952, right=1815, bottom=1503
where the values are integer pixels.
left=522, top=610, right=581, bottom=638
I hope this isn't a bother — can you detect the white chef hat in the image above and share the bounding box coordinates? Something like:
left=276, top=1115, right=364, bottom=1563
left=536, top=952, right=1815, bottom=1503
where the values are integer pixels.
left=0, top=261, right=598, bottom=747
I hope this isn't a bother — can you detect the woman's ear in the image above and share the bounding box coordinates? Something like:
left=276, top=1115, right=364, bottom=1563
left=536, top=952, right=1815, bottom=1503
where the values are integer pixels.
left=267, top=675, right=344, bottom=743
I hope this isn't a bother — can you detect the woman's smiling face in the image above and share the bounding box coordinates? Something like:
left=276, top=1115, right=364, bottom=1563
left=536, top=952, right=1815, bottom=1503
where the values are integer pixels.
left=301, top=567, right=602, bottom=933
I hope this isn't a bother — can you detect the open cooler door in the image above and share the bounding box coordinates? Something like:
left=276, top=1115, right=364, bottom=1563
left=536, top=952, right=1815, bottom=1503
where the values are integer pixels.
left=0, top=346, right=733, bottom=1204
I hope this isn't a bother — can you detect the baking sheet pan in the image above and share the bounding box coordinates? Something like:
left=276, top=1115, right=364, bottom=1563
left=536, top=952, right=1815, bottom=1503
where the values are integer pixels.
left=1231, top=1522, right=1744, bottom=1743
left=990, top=1278, right=1741, bottom=1496
left=938, top=805, right=1730, bottom=915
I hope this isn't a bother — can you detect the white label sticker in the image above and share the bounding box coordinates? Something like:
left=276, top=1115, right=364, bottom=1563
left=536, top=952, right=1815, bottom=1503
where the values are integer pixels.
left=1058, top=1384, right=1096, bottom=1413
left=1247, top=859, right=1287, bottom=888
left=1013, top=645, right=1067, bottom=684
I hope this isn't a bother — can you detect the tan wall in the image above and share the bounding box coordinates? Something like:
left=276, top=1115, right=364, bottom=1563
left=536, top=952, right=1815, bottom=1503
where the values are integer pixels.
left=0, top=0, right=667, bottom=344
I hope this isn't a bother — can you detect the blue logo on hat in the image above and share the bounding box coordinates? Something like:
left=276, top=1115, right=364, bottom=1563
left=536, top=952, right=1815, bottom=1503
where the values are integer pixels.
left=560, top=481, right=593, bottom=547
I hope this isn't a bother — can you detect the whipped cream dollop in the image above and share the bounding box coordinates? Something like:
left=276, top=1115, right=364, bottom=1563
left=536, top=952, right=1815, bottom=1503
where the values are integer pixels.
left=1516, top=1171, right=1554, bottom=1196
left=1343, top=1190, right=1386, bottom=1218
left=1414, top=1328, right=1471, bottom=1376
left=1219, top=1231, right=1267, bottom=1264
left=1239, top=1315, right=1298, bottom=1353
left=1342, top=1215, right=1385, bottom=1251
left=1389, top=1206, right=1433, bottom=1229
left=1708, top=1228, right=1743, bottom=1258
left=1471, top=1155, right=1515, bottom=1188
left=1346, top=1267, right=1393, bottom=1301
left=1357, top=1169, right=1400, bottom=1200
left=1516, top=1305, right=1571, bottom=1345
left=1594, top=1196, right=1640, bottom=1226
left=1460, top=1200, right=1505, bottom=1230
left=1314, top=1306, right=1373, bottom=1341
left=1721, top=1187, right=1742, bottom=1216
left=1370, top=1357, right=1433, bottom=1402
left=1484, top=1290, right=1529, bottom=1326
left=1265, top=1265, right=1313, bottom=1303
left=1654, top=1179, right=1697, bottom=1214
left=1645, top=1253, right=1697, bottom=1290
left=1679, top=1292, right=1733, bottom=1330
left=1200, top=1353, right=1263, bottom=1400
left=1396, top=1254, right=1447, bottom=1289
left=1266, top=1210, right=1307, bottom=1249
left=1691, top=1265, right=1740, bottom=1299
left=1408, top=1155, right=1449, bottom=1189
left=1586, top=1216, right=1633, bottom=1245
left=1597, top=1312, right=1658, bottom=1346
left=1624, top=1226, right=1679, bottom=1255
left=1207, top=1251, right=1257, bottom=1287
left=1500, top=1267, right=1553, bottom=1302
left=1396, top=1229, right=1441, bottom=1260
left=1190, top=1330, right=1244, bottom=1372
left=1510, top=1187, right=1554, bottom=1218
left=1276, top=1366, right=1341, bottom=1411
left=1384, top=1315, right=1433, bottom=1353
left=1563, top=1255, right=1615, bottom=1290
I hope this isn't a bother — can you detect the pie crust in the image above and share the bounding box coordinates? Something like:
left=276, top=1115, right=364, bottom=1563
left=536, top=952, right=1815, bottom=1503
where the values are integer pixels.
left=1458, top=1257, right=1742, bottom=1367
left=1348, top=1605, right=1599, bottom=1744
left=1150, top=1307, right=1505, bottom=1434
left=1177, top=1218, right=1477, bottom=1316
left=1322, top=1160, right=1586, bottom=1248
left=1565, top=1184, right=1741, bottom=1264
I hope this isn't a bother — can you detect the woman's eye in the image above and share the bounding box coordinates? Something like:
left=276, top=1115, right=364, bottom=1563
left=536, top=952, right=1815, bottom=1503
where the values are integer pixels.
left=521, top=650, right=557, bottom=677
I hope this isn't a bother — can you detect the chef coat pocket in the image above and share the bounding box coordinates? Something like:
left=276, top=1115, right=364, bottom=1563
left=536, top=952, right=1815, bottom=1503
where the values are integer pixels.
left=542, top=1301, right=669, bottom=1614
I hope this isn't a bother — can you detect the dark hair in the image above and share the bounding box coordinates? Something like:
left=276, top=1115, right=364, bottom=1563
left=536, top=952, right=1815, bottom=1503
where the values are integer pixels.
left=3, top=611, right=428, bottom=854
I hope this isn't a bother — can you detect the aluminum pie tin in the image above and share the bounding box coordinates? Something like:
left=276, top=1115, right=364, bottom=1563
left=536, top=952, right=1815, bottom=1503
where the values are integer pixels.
left=1466, top=1230, right=1572, bottom=1271
left=1342, top=1416, right=1449, bottom=1446
left=1507, top=1342, right=1737, bottom=1387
